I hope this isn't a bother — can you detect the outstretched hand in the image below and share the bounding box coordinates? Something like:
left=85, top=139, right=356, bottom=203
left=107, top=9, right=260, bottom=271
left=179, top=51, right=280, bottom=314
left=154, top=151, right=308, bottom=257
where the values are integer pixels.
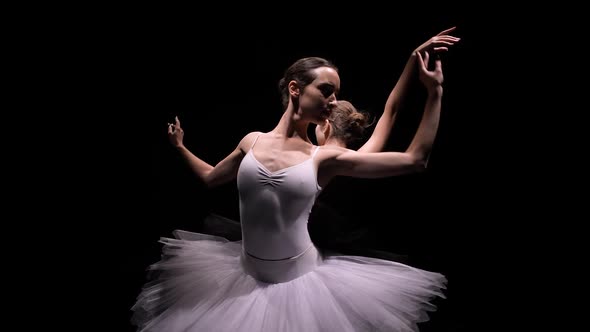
left=414, top=26, right=460, bottom=58
left=167, top=116, right=185, bottom=148
left=417, top=51, right=443, bottom=90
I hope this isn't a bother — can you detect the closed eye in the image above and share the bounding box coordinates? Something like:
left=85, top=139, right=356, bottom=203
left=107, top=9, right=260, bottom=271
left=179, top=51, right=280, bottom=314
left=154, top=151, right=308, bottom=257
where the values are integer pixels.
left=319, top=84, right=336, bottom=98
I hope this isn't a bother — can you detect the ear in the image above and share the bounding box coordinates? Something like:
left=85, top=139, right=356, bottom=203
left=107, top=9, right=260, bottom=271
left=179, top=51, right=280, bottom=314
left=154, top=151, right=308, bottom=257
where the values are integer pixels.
left=322, top=120, right=332, bottom=139
left=288, top=80, right=300, bottom=98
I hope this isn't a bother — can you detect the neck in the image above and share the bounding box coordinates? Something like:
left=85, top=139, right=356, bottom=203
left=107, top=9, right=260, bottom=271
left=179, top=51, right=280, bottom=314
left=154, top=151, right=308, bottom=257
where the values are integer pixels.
left=325, top=137, right=347, bottom=148
left=271, top=104, right=311, bottom=143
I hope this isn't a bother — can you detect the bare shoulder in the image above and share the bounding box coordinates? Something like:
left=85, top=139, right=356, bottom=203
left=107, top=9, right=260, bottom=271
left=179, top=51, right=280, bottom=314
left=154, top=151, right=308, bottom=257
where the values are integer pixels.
left=315, top=145, right=359, bottom=184
left=238, top=131, right=265, bottom=153
left=316, top=145, right=355, bottom=162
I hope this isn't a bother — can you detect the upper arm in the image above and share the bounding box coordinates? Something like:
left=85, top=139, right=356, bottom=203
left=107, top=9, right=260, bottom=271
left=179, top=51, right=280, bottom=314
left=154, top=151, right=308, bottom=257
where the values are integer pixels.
left=328, top=149, right=424, bottom=179
left=205, top=132, right=261, bottom=187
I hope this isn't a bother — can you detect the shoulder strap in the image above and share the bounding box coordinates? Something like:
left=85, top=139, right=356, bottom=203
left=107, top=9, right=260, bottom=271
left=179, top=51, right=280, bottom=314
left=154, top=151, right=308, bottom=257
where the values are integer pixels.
left=250, top=133, right=262, bottom=150
left=311, top=146, right=320, bottom=159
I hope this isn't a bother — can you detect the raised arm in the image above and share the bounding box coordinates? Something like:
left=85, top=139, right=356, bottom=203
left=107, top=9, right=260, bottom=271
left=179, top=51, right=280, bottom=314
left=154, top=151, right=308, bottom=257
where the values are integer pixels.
left=405, top=51, right=443, bottom=167
left=358, top=27, right=459, bottom=153
left=319, top=50, right=445, bottom=183
left=167, top=117, right=257, bottom=188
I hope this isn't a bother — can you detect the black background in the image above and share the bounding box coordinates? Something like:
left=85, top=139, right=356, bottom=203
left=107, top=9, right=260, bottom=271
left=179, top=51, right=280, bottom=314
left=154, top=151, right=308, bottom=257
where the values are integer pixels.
left=30, top=4, right=548, bottom=331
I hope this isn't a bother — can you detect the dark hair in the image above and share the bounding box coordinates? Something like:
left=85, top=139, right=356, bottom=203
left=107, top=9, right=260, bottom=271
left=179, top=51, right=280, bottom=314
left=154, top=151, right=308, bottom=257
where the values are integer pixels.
left=329, top=100, right=373, bottom=149
left=278, top=57, right=338, bottom=110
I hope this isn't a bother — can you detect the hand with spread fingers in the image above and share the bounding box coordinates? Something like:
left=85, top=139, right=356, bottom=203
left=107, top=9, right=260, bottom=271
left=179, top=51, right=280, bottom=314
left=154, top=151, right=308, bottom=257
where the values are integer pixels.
left=413, top=26, right=461, bottom=58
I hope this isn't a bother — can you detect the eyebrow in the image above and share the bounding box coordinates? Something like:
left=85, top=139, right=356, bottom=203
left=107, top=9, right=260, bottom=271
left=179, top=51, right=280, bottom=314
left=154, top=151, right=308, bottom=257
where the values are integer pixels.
left=319, top=82, right=337, bottom=90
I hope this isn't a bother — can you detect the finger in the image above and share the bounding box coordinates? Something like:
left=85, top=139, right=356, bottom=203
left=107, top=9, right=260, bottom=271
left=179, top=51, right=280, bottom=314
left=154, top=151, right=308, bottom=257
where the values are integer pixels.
left=175, top=116, right=181, bottom=127
left=416, top=51, right=427, bottom=71
left=435, top=38, right=459, bottom=44
left=436, top=26, right=456, bottom=36
left=433, top=47, right=449, bottom=52
left=433, top=39, right=459, bottom=47
left=424, top=51, right=430, bottom=67
left=435, top=58, right=443, bottom=72
left=168, top=124, right=173, bottom=135
left=432, top=41, right=455, bottom=49
left=438, top=35, right=460, bottom=41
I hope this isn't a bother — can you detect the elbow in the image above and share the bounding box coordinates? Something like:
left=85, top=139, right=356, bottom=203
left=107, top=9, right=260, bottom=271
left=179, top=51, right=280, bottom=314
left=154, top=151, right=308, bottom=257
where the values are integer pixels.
left=413, top=159, right=428, bottom=173
left=408, top=154, right=428, bottom=173
left=202, top=171, right=216, bottom=188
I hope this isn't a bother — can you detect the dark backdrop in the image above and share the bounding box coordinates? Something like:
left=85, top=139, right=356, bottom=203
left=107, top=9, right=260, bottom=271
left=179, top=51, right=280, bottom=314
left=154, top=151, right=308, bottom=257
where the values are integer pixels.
left=67, top=6, right=528, bottom=331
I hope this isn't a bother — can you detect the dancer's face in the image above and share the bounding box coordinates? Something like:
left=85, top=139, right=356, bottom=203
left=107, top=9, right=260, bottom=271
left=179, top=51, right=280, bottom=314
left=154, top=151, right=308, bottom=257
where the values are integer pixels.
left=296, top=67, right=340, bottom=125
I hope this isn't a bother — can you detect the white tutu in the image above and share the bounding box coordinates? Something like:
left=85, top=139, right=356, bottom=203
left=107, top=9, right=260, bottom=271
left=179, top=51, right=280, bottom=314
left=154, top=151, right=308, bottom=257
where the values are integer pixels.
left=131, top=230, right=446, bottom=332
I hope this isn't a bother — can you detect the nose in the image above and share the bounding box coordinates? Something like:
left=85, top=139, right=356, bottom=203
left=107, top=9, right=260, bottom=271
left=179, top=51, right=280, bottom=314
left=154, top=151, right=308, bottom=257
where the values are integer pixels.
left=328, top=98, right=337, bottom=108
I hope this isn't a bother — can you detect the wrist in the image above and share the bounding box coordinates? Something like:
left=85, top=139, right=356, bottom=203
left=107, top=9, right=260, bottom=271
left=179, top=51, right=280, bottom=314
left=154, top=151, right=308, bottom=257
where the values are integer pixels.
left=427, top=85, right=443, bottom=96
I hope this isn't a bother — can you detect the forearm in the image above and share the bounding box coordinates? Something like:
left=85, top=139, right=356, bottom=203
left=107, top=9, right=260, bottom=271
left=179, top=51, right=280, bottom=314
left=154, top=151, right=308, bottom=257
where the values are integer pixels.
left=384, top=52, right=418, bottom=113
left=406, top=86, right=443, bottom=162
left=359, top=53, right=417, bottom=153
left=175, top=145, right=214, bottom=182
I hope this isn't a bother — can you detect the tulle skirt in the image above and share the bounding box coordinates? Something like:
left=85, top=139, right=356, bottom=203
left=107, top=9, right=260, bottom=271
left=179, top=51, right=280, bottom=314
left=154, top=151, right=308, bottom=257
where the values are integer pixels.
left=131, top=230, right=446, bottom=332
